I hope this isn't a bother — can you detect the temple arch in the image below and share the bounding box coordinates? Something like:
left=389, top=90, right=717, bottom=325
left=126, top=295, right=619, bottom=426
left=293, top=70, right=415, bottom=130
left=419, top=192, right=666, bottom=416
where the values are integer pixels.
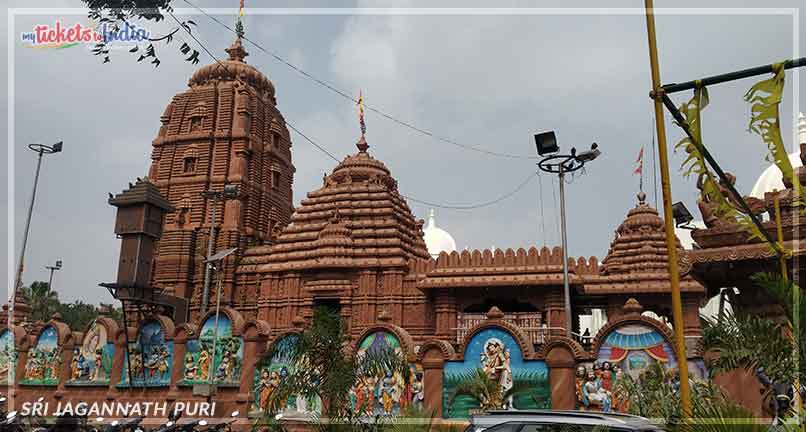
left=20, top=321, right=70, bottom=386
left=180, top=307, right=244, bottom=386
left=66, top=317, right=118, bottom=386
left=118, top=316, right=175, bottom=387
left=443, top=325, right=550, bottom=418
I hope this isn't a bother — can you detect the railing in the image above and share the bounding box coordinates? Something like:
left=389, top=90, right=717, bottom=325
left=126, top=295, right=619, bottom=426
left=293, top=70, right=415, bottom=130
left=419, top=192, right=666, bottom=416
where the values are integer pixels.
left=455, top=312, right=551, bottom=346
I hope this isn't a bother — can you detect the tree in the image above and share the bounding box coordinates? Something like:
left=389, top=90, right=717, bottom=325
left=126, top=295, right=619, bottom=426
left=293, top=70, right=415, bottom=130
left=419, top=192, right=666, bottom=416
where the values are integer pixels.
left=80, top=0, right=203, bottom=67
left=261, top=307, right=415, bottom=432
left=447, top=368, right=534, bottom=414
left=20, top=281, right=60, bottom=323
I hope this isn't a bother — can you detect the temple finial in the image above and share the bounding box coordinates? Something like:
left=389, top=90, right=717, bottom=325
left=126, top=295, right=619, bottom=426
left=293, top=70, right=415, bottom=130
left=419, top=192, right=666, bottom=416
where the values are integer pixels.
left=236, top=0, right=245, bottom=39
left=356, top=135, right=369, bottom=153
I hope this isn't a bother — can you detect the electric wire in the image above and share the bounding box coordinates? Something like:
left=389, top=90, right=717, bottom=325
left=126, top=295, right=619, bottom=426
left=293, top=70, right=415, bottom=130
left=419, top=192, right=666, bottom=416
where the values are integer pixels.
left=180, top=0, right=539, bottom=160
left=168, top=11, right=539, bottom=211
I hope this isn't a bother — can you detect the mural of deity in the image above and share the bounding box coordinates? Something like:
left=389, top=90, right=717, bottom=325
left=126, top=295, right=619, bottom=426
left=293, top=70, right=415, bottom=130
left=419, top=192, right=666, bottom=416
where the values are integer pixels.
left=575, top=363, right=612, bottom=412
left=596, top=324, right=677, bottom=380
left=0, top=330, right=17, bottom=386
left=251, top=334, right=320, bottom=417
left=67, top=321, right=115, bottom=386
left=118, top=320, right=173, bottom=387
left=349, top=331, right=423, bottom=417
left=480, top=338, right=513, bottom=406
left=21, top=326, right=62, bottom=386
left=181, top=314, right=243, bottom=386
left=443, top=328, right=549, bottom=419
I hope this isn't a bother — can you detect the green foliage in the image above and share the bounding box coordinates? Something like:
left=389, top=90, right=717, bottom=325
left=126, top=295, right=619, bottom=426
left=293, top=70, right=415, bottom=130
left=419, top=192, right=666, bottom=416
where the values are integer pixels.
left=674, top=87, right=768, bottom=246
left=704, top=273, right=805, bottom=386
left=21, top=281, right=124, bottom=331
left=258, top=307, right=412, bottom=432
left=21, top=281, right=60, bottom=323
left=745, top=63, right=804, bottom=213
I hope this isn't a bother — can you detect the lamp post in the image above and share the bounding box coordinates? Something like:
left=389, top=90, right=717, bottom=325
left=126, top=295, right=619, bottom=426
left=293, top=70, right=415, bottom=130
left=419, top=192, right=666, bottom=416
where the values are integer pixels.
left=45, top=260, right=63, bottom=295
left=12, top=141, right=63, bottom=322
left=534, top=131, right=600, bottom=338
left=200, top=184, right=239, bottom=315
left=194, top=246, right=237, bottom=399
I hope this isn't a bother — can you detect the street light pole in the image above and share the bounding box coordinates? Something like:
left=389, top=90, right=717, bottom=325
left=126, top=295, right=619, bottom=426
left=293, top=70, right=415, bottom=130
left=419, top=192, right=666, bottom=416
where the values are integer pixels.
left=534, top=132, right=599, bottom=339
left=557, top=164, right=572, bottom=339
left=200, top=185, right=238, bottom=315
left=45, top=260, right=63, bottom=295
left=11, top=142, right=63, bottom=324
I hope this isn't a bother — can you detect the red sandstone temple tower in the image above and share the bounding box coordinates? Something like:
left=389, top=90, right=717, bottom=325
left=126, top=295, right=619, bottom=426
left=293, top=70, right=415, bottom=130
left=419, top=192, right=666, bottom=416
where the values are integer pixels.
left=147, top=37, right=294, bottom=319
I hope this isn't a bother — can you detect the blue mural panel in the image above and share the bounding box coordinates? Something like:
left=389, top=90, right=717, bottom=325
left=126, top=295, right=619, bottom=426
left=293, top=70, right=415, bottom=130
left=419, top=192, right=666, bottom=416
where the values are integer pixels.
left=0, top=330, right=16, bottom=385
left=67, top=320, right=115, bottom=386
left=21, top=326, right=61, bottom=386
left=349, top=331, right=424, bottom=417
left=181, top=314, right=243, bottom=386
left=250, top=334, right=322, bottom=417
left=443, top=328, right=549, bottom=418
left=118, top=320, right=173, bottom=387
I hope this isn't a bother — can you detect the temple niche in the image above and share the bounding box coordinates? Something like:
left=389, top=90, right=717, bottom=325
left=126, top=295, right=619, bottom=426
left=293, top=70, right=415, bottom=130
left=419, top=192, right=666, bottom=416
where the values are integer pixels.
left=351, top=330, right=424, bottom=417
left=443, top=326, right=550, bottom=418
left=181, top=310, right=244, bottom=386
left=0, top=329, right=17, bottom=386
left=119, top=318, right=174, bottom=387
left=67, top=318, right=117, bottom=386
left=21, top=325, right=63, bottom=386
left=250, top=333, right=321, bottom=417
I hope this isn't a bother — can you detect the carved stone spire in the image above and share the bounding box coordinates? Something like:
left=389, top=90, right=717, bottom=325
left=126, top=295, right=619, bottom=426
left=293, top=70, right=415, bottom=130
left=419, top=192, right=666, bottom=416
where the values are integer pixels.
left=225, top=37, right=248, bottom=63
left=356, top=134, right=369, bottom=153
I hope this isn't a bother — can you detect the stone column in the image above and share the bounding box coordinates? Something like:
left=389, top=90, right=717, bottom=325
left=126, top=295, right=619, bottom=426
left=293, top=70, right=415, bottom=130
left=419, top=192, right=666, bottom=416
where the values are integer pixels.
left=434, top=289, right=455, bottom=341
left=545, top=344, right=576, bottom=410
left=54, top=334, right=76, bottom=400
left=13, top=341, right=30, bottom=400
left=237, top=322, right=270, bottom=405
left=107, top=326, right=135, bottom=400
left=168, top=326, right=194, bottom=401
left=421, top=348, right=445, bottom=418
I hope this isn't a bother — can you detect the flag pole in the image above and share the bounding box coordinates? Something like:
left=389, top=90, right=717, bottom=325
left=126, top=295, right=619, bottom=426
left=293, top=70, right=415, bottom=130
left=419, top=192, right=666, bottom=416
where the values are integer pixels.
left=644, top=0, right=692, bottom=418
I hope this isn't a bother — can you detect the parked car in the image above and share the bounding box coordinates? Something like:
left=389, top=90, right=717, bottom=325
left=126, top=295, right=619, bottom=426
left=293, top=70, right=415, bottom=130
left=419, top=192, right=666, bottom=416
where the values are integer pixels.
left=466, top=410, right=665, bottom=432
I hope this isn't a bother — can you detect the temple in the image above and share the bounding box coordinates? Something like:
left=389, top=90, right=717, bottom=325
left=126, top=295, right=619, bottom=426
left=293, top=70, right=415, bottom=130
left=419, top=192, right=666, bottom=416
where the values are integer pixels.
left=3, top=36, right=805, bottom=423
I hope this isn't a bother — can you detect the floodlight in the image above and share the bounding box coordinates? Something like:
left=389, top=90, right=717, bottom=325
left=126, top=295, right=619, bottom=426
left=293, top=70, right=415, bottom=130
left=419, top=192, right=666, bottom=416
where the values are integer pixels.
left=534, top=131, right=558, bottom=156
left=672, top=201, right=694, bottom=228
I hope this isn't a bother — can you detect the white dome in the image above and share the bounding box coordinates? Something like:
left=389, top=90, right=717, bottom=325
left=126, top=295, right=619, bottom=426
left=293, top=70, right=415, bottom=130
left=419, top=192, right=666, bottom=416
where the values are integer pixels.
left=749, top=152, right=803, bottom=199
left=423, top=209, right=457, bottom=259
left=675, top=220, right=705, bottom=249
left=750, top=112, right=806, bottom=199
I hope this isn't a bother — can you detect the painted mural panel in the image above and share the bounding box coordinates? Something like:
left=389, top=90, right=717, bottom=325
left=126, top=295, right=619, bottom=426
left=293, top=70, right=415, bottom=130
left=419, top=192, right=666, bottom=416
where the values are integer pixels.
left=21, top=326, right=61, bottom=386
left=583, top=323, right=677, bottom=412
left=118, top=320, right=173, bottom=387
left=0, top=330, right=16, bottom=386
left=181, top=314, right=243, bottom=386
left=349, top=331, right=424, bottom=417
left=250, top=334, right=321, bottom=417
left=443, top=328, right=550, bottom=418
left=596, top=323, right=677, bottom=379
left=67, top=321, right=115, bottom=386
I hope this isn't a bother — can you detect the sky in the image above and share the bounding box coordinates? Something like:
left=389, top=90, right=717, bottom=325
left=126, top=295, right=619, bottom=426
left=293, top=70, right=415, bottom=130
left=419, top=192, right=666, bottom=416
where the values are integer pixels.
left=2, top=0, right=804, bottom=304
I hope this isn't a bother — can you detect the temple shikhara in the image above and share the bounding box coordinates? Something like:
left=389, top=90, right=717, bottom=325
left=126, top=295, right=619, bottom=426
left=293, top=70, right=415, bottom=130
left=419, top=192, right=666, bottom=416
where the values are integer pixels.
left=3, top=32, right=805, bottom=424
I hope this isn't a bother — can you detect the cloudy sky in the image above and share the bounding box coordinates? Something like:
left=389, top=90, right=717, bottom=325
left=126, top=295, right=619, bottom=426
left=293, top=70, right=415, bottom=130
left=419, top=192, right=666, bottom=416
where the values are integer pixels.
left=2, top=0, right=804, bottom=304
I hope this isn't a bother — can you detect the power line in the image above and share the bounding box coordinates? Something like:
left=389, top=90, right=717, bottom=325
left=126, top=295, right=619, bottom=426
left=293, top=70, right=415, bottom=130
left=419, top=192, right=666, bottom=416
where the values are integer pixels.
left=180, top=0, right=539, bottom=160
left=400, top=172, right=537, bottom=210
left=168, top=12, right=539, bottom=211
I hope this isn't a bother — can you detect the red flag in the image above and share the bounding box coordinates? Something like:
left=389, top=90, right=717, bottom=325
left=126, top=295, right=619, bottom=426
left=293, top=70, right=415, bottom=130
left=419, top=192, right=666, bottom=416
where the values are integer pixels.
left=633, top=146, right=644, bottom=175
